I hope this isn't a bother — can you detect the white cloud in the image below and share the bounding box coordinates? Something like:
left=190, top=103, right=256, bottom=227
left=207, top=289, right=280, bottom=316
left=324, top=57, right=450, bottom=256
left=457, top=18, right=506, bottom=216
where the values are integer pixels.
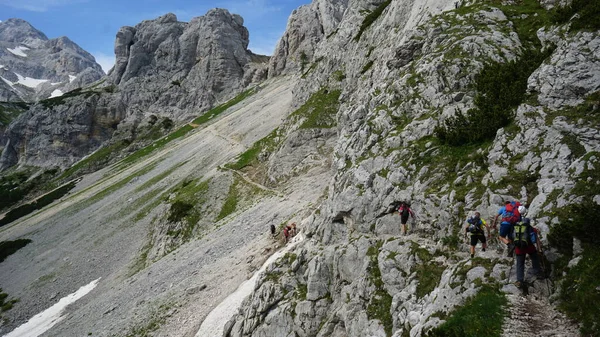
left=0, top=0, right=88, bottom=12
left=92, top=52, right=115, bottom=74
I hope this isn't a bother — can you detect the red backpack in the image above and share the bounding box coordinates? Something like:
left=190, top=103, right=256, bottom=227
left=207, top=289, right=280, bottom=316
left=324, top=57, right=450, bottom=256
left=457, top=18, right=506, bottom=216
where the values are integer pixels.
left=502, top=201, right=521, bottom=224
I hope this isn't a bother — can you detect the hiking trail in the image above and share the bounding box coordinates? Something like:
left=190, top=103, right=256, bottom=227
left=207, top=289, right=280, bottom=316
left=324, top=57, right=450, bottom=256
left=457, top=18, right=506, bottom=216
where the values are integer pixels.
left=502, top=291, right=580, bottom=337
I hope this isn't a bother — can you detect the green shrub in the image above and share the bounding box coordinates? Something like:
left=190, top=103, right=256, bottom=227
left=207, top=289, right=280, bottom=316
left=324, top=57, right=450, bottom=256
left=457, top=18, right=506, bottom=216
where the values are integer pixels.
left=552, top=0, right=600, bottom=31
left=426, top=284, right=506, bottom=337
left=0, top=239, right=32, bottom=262
left=555, top=245, right=600, bottom=336
left=332, top=70, right=346, bottom=81
left=361, top=60, right=374, bottom=74
left=546, top=154, right=600, bottom=335
left=0, top=180, right=76, bottom=227
left=292, top=88, right=341, bottom=129
left=167, top=201, right=193, bottom=223
left=354, top=0, right=392, bottom=41
left=435, top=48, right=553, bottom=146
left=0, top=102, right=29, bottom=126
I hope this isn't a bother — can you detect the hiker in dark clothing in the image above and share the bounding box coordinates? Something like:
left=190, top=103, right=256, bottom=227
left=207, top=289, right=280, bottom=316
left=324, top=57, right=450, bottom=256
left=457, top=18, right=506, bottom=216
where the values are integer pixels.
left=464, top=212, right=490, bottom=258
left=270, top=224, right=276, bottom=237
left=398, top=201, right=415, bottom=235
left=514, top=218, right=541, bottom=289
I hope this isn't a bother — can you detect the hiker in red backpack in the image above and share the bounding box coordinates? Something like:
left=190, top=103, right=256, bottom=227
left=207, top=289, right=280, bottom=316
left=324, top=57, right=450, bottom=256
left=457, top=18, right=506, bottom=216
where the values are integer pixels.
left=397, top=201, right=415, bottom=235
left=513, top=218, right=541, bottom=290
left=492, top=200, right=521, bottom=256
left=283, top=225, right=290, bottom=243
left=464, top=212, right=490, bottom=258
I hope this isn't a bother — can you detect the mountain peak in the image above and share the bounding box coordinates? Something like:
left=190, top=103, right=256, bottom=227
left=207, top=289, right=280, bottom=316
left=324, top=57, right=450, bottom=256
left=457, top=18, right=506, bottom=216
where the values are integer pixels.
left=0, top=18, right=48, bottom=46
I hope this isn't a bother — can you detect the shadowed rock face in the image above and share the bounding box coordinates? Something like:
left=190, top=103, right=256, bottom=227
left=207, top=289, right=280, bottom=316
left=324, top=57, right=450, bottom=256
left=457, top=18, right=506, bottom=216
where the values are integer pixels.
left=0, top=18, right=104, bottom=102
left=0, top=9, right=271, bottom=170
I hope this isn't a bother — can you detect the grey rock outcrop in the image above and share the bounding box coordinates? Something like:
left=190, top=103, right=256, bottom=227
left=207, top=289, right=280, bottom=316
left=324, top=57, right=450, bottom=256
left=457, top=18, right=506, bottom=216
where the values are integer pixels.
left=0, top=18, right=104, bottom=102
left=224, top=0, right=600, bottom=336
left=268, top=0, right=349, bottom=77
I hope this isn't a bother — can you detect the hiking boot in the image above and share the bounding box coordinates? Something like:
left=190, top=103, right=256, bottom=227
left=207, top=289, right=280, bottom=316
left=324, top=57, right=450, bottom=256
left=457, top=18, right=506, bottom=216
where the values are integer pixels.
left=470, top=253, right=474, bottom=258
left=514, top=281, right=522, bottom=289
left=482, top=248, right=486, bottom=252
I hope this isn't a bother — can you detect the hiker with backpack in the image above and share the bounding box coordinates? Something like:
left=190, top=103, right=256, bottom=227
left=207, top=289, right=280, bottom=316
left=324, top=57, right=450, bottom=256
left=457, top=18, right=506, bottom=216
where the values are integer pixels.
left=463, top=212, right=490, bottom=258
left=397, top=201, right=415, bottom=235
left=492, top=200, right=522, bottom=256
left=512, top=217, right=541, bottom=290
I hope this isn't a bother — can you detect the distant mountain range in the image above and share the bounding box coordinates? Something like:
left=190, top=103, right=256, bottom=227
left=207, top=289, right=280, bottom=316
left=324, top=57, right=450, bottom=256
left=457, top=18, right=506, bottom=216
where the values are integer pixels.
left=0, top=18, right=104, bottom=102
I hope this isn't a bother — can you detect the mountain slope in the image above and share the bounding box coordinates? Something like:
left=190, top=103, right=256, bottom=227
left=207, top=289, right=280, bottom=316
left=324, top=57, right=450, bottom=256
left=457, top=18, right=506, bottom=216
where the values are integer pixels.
left=0, top=76, right=333, bottom=336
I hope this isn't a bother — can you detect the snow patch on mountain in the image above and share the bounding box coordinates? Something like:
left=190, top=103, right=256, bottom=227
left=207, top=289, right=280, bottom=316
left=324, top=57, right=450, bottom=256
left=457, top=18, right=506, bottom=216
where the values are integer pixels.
left=14, top=73, right=48, bottom=88
left=6, top=46, right=29, bottom=57
left=49, top=89, right=63, bottom=98
left=4, top=279, right=100, bottom=337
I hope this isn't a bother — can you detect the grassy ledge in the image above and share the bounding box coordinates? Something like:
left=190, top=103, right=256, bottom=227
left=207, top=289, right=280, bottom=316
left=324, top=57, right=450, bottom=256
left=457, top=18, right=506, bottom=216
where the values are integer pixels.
left=426, top=284, right=507, bottom=337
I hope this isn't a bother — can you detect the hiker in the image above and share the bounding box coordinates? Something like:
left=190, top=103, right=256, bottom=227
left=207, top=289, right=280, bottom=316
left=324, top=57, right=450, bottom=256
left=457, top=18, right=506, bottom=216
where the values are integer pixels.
left=397, top=201, right=415, bottom=235
left=291, top=223, right=297, bottom=237
left=492, top=200, right=522, bottom=256
left=464, top=212, right=490, bottom=258
left=513, top=218, right=541, bottom=289
left=270, top=224, right=276, bottom=237
left=283, top=225, right=290, bottom=243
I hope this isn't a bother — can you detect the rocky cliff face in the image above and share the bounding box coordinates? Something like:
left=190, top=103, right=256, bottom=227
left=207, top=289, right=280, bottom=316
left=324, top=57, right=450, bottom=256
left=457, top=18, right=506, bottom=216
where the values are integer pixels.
left=0, top=18, right=104, bottom=102
left=224, top=0, right=600, bottom=336
left=0, top=9, right=270, bottom=170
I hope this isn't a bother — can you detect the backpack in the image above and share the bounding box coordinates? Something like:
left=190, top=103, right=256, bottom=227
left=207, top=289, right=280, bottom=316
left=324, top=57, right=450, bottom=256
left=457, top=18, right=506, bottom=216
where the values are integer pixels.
left=501, top=201, right=521, bottom=224
left=399, top=206, right=410, bottom=218
left=513, top=221, right=532, bottom=248
left=467, top=217, right=483, bottom=234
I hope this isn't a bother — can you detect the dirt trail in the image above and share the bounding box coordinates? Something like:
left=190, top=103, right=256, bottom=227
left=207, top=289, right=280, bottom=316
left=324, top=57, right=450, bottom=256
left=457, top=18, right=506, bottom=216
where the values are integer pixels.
left=502, top=291, right=580, bottom=337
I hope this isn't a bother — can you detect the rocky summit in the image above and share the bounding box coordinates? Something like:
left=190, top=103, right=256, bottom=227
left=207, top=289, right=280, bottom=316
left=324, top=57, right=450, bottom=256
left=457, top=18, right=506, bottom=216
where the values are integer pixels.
left=0, top=1, right=599, bottom=337
left=0, top=18, right=104, bottom=103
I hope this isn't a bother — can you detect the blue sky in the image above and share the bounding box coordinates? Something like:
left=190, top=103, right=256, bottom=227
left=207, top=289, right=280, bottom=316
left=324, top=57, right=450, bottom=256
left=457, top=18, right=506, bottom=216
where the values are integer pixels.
left=0, top=0, right=310, bottom=73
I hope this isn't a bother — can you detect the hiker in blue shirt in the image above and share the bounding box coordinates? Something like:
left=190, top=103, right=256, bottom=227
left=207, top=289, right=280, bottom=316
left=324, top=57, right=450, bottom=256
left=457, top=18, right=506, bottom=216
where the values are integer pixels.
left=492, top=201, right=522, bottom=257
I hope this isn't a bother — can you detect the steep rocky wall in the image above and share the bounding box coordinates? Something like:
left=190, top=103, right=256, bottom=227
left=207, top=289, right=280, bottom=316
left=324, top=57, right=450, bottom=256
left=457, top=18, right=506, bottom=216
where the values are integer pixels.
left=226, top=0, right=600, bottom=336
